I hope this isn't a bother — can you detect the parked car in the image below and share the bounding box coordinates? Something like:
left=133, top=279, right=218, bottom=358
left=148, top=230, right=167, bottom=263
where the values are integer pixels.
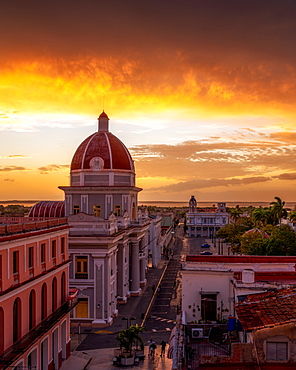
left=201, top=243, right=211, bottom=248
left=200, top=251, right=213, bottom=255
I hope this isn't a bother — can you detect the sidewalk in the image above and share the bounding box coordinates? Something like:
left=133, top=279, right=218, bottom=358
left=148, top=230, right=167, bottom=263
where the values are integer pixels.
left=62, top=346, right=172, bottom=369
left=62, top=256, right=174, bottom=369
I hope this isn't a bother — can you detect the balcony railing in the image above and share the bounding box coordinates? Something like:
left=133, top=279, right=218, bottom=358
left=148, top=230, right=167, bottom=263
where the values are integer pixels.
left=41, top=262, right=46, bottom=272
left=0, top=295, right=78, bottom=369
left=13, top=273, right=19, bottom=285
left=28, top=267, right=34, bottom=278
left=75, top=272, right=88, bottom=279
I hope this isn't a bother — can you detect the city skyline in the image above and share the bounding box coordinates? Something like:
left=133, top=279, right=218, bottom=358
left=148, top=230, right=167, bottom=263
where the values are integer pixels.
left=1, top=1, right=296, bottom=202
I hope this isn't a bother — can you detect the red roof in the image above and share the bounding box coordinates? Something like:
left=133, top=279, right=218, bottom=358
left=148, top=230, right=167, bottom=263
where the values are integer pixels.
left=71, top=131, right=134, bottom=172
left=235, top=288, right=296, bottom=331
left=186, top=255, right=296, bottom=263
left=28, top=201, right=65, bottom=218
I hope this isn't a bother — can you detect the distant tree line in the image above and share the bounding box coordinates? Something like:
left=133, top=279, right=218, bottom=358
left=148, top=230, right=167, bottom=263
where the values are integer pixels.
left=0, top=204, right=31, bottom=216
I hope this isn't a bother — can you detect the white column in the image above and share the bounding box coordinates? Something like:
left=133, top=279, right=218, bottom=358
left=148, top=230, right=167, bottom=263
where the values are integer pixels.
left=130, top=241, right=141, bottom=295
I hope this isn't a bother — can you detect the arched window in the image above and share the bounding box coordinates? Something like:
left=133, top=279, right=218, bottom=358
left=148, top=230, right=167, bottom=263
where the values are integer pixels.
left=29, top=290, right=36, bottom=330
left=61, top=272, right=66, bottom=304
left=0, top=307, right=4, bottom=353
left=13, top=298, right=21, bottom=342
left=41, top=283, right=47, bottom=320
left=52, top=277, right=57, bottom=312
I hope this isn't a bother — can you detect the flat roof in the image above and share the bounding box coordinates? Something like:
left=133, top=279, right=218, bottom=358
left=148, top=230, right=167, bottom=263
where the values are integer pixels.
left=185, top=255, right=296, bottom=263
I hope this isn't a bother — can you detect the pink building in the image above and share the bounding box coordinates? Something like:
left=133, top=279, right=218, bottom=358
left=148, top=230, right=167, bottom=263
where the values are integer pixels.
left=0, top=218, right=77, bottom=370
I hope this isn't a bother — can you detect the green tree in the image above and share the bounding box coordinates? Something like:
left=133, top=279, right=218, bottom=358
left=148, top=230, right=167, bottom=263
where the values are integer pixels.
left=270, top=197, right=288, bottom=225
left=289, top=211, right=296, bottom=223
left=240, top=229, right=269, bottom=255
left=116, top=325, right=145, bottom=355
left=266, top=224, right=296, bottom=255
left=229, top=205, right=243, bottom=225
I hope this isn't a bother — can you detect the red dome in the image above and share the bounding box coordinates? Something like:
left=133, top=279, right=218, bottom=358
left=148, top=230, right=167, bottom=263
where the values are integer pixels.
left=71, top=131, right=134, bottom=171
left=28, top=201, right=65, bottom=218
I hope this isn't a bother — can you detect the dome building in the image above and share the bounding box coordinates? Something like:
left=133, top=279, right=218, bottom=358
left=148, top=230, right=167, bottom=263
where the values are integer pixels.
left=63, top=111, right=138, bottom=219
left=57, top=112, right=151, bottom=326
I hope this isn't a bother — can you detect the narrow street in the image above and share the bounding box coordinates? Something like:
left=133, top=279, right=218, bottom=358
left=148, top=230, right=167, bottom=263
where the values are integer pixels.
left=64, top=225, right=212, bottom=369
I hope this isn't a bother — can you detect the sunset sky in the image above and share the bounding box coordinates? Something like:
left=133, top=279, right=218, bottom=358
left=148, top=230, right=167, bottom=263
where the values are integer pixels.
left=1, top=0, right=296, bottom=203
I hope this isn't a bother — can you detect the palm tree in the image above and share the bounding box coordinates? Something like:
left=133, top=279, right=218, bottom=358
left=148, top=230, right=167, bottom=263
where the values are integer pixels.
left=252, top=207, right=269, bottom=227
left=117, top=325, right=145, bottom=356
left=270, top=197, right=288, bottom=225
left=289, top=211, right=296, bottom=224
left=229, top=205, right=243, bottom=226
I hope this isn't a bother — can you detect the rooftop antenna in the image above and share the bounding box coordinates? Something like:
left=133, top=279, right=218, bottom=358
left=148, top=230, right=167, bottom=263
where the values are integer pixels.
left=103, top=96, right=105, bottom=112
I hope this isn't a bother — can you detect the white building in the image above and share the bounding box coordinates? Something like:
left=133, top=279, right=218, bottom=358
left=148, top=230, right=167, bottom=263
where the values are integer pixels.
left=186, top=196, right=229, bottom=237
left=29, top=112, right=162, bottom=326
left=181, top=255, right=296, bottom=324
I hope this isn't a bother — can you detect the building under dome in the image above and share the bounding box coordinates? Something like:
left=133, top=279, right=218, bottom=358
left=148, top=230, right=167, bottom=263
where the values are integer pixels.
left=56, top=112, right=161, bottom=326
left=60, top=112, right=139, bottom=220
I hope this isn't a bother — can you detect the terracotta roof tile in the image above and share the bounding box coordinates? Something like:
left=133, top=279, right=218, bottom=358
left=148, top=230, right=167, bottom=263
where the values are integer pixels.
left=235, top=287, right=296, bottom=331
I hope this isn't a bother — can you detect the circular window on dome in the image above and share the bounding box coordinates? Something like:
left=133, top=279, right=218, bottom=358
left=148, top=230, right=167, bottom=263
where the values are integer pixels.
left=90, top=157, right=104, bottom=171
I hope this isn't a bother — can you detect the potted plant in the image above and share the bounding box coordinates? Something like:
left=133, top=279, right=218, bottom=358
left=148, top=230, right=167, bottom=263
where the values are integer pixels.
left=116, top=324, right=145, bottom=365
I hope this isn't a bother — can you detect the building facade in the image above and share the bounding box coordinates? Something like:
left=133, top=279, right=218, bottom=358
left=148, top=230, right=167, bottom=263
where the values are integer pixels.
left=29, top=112, right=163, bottom=326
left=186, top=196, right=229, bottom=237
left=58, top=112, right=153, bottom=325
left=0, top=218, right=76, bottom=370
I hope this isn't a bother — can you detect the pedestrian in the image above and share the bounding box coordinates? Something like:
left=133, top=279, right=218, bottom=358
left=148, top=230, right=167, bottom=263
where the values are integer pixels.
left=148, top=339, right=154, bottom=356
left=160, top=340, right=166, bottom=356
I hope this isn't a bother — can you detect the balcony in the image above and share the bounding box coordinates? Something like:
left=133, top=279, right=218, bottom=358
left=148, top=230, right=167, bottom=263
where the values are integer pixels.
left=75, top=272, right=88, bottom=279
left=28, top=267, right=34, bottom=279
left=0, top=293, right=78, bottom=369
left=41, top=262, right=46, bottom=272
left=13, top=273, right=19, bottom=286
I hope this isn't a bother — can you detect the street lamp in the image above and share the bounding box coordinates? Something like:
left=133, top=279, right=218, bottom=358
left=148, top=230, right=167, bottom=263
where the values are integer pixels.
left=122, top=316, right=136, bottom=329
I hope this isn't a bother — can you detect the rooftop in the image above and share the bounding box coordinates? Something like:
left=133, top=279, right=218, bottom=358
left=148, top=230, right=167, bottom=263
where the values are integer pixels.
left=185, top=255, right=296, bottom=264
left=235, top=287, right=296, bottom=331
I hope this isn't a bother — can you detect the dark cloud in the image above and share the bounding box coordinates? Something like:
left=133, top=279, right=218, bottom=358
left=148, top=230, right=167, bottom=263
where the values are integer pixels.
left=38, top=164, right=69, bottom=174
left=273, top=173, right=296, bottom=180
left=147, top=176, right=271, bottom=193
left=132, top=138, right=296, bottom=179
left=0, top=166, right=28, bottom=172
left=269, top=132, right=296, bottom=143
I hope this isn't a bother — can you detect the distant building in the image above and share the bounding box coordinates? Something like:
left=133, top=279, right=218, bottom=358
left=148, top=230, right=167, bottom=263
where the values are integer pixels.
left=186, top=196, right=229, bottom=237
left=0, top=217, right=76, bottom=370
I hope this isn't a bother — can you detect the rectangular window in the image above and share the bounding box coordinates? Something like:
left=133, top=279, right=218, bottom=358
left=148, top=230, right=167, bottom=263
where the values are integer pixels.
left=73, top=205, right=80, bottom=215
left=61, top=237, right=65, bottom=254
left=28, top=247, right=34, bottom=268
left=51, top=240, right=56, bottom=258
left=266, top=342, right=288, bottom=361
left=13, top=251, right=19, bottom=274
left=114, top=205, right=121, bottom=217
left=92, top=205, right=101, bottom=217
left=75, top=256, right=88, bottom=279
left=41, top=243, right=46, bottom=263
